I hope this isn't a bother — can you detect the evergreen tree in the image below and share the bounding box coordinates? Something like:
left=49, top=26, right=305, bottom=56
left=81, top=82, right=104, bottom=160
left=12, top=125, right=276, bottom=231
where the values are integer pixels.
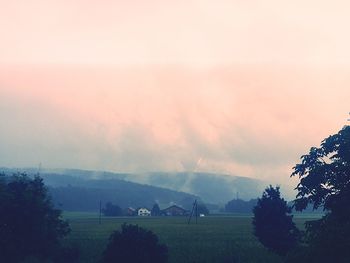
left=151, top=203, right=161, bottom=216
left=253, top=186, right=299, bottom=256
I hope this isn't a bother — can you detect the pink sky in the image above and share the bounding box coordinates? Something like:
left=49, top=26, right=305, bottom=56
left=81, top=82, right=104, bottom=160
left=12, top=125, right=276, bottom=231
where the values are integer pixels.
left=1, top=1, right=350, bottom=191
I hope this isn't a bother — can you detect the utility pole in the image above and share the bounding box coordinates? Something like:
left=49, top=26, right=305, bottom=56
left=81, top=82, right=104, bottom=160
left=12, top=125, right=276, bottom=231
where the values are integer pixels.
left=99, top=200, right=102, bottom=225
left=188, top=199, right=198, bottom=225
left=195, top=200, right=198, bottom=224
left=38, top=162, right=42, bottom=175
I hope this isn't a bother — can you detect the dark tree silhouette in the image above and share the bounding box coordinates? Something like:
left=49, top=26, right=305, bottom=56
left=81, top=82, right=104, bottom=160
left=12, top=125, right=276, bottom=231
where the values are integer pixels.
left=101, top=223, right=168, bottom=263
left=292, top=125, right=350, bottom=216
left=0, top=173, right=72, bottom=263
left=151, top=203, right=161, bottom=216
left=253, top=186, right=299, bottom=256
left=225, top=198, right=258, bottom=213
left=291, top=125, right=350, bottom=262
left=102, top=202, right=122, bottom=216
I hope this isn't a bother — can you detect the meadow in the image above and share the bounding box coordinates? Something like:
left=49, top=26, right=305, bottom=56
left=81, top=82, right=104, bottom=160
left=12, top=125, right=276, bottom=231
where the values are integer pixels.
left=63, top=212, right=319, bottom=263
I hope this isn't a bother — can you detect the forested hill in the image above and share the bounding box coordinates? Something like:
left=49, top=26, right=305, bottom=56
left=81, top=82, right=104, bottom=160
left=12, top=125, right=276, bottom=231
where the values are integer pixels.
left=0, top=168, right=199, bottom=212
left=1, top=168, right=279, bottom=207
left=41, top=169, right=269, bottom=203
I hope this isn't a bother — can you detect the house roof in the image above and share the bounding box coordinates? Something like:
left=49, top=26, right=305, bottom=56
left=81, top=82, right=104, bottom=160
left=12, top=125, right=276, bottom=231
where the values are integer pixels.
left=162, top=205, right=187, bottom=212
left=138, top=207, right=150, bottom=211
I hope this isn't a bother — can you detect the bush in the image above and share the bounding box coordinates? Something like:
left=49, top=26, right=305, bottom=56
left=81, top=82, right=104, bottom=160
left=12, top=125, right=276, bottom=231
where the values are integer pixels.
left=101, top=223, right=168, bottom=263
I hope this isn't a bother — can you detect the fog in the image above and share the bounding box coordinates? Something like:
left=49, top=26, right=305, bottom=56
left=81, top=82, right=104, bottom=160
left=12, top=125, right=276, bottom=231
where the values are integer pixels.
left=1, top=66, right=349, bottom=194
left=1, top=0, right=350, bottom=194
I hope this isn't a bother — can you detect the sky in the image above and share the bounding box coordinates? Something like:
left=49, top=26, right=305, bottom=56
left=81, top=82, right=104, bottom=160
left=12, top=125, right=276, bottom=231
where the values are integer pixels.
left=0, top=0, right=350, bottom=190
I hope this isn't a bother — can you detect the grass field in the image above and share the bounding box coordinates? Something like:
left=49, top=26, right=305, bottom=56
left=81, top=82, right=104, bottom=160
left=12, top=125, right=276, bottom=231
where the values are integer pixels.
left=62, top=212, right=319, bottom=263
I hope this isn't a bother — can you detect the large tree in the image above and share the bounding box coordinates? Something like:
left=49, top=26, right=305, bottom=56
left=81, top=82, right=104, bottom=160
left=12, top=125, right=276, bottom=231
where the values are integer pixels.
left=291, top=125, right=350, bottom=262
left=292, top=125, right=350, bottom=216
left=0, top=173, right=72, bottom=263
left=253, top=186, right=299, bottom=256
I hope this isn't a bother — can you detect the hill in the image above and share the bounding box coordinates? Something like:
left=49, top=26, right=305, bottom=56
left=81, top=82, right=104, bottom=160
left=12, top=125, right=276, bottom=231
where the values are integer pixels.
left=39, top=169, right=267, bottom=204
left=0, top=168, right=199, bottom=212
left=1, top=168, right=272, bottom=206
left=47, top=169, right=268, bottom=204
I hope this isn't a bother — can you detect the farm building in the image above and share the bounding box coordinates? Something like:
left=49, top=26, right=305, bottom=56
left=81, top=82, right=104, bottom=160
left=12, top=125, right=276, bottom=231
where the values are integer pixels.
left=162, top=205, right=189, bottom=216
left=138, top=208, right=151, bottom=216
left=126, top=207, right=136, bottom=216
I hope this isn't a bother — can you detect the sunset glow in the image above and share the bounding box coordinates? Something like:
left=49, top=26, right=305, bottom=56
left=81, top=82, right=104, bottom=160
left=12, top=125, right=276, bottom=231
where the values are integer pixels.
left=1, top=0, right=350, bottom=191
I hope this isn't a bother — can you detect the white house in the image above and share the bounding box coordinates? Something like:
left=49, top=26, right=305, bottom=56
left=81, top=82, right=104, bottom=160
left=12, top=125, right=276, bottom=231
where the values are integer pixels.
left=138, top=208, right=151, bottom=216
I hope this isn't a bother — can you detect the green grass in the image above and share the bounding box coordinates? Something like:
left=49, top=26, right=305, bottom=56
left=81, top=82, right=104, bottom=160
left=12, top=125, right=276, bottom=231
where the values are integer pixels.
left=62, top=212, right=319, bottom=263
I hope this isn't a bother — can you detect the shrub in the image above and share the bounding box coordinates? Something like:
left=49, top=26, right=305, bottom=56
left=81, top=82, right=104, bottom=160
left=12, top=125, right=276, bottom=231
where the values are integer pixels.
left=101, top=223, right=168, bottom=263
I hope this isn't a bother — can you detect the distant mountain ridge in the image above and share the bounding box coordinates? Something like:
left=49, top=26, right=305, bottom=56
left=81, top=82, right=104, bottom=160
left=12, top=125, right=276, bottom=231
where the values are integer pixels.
left=0, top=168, right=199, bottom=211
left=44, top=169, right=267, bottom=203
left=1, top=167, right=269, bottom=204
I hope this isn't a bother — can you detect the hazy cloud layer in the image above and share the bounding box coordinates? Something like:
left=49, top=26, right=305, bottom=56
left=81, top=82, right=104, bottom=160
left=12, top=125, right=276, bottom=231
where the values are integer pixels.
left=1, top=66, right=349, bottom=191
left=1, top=0, right=350, bottom=192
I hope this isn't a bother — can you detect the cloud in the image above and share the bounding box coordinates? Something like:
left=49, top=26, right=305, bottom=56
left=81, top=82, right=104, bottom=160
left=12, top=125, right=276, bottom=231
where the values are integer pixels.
left=1, top=1, right=349, bottom=196
left=1, top=65, right=349, bottom=192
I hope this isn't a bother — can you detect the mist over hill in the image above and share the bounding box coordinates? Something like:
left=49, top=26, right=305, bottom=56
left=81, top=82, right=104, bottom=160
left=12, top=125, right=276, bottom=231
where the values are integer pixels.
left=121, top=172, right=268, bottom=204
left=1, top=167, right=289, bottom=207
left=37, top=169, right=268, bottom=203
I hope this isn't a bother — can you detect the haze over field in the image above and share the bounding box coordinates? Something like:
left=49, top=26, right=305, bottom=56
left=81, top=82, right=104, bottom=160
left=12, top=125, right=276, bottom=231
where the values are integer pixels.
left=1, top=0, right=350, bottom=193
